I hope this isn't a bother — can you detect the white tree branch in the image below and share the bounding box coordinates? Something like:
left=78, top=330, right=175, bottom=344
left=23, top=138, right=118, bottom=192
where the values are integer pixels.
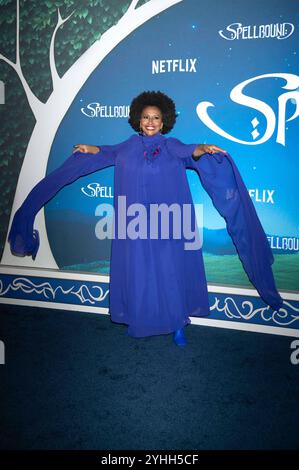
left=117, top=0, right=181, bottom=31
left=16, top=0, right=20, bottom=65
left=49, top=8, right=75, bottom=90
left=127, top=0, right=139, bottom=13
left=0, top=53, right=17, bottom=70
left=0, top=51, right=43, bottom=118
left=2, top=0, right=183, bottom=267
left=0, top=0, right=43, bottom=119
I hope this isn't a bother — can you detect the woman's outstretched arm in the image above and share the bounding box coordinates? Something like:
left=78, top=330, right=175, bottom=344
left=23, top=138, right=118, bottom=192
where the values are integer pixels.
left=192, top=143, right=226, bottom=159
left=8, top=144, right=119, bottom=258
left=72, top=144, right=100, bottom=154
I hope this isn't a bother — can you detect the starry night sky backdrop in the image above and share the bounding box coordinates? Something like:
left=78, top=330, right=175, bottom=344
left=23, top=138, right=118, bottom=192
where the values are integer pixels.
left=43, top=0, right=298, bottom=291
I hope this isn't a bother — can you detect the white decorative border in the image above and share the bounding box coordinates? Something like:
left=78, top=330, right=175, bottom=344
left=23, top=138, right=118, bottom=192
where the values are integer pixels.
left=0, top=266, right=298, bottom=337
left=190, top=317, right=299, bottom=338
left=0, top=276, right=109, bottom=305
left=210, top=296, right=299, bottom=326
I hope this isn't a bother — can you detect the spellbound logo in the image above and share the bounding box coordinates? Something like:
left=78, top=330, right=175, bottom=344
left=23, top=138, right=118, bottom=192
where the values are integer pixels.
left=268, top=236, right=299, bottom=252
left=81, top=182, right=113, bottom=198
left=219, top=22, right=294, bottom=40
left=196, top=73, right=299, bottom=146
left=81, top=102, right=129, bottom=118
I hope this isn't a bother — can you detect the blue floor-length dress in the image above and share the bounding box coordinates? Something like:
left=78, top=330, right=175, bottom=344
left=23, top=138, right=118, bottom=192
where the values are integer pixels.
left=8, top=132, right=283, bottom=337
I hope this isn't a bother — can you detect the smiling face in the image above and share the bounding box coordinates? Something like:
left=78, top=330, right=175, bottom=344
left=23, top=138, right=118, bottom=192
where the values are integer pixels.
left=140, top=106, right=163, bottom=136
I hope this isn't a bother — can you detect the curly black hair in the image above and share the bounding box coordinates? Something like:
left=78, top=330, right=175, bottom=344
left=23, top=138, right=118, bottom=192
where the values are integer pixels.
left=128, top=91, right=177, bottom=134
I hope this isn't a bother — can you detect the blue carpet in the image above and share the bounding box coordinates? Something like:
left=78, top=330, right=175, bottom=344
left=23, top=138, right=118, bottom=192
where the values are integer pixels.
left=0, top=303, right=298, bottom=450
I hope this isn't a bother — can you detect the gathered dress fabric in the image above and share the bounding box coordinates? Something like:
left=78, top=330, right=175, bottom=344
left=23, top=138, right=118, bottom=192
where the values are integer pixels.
left=8, top=132, right=283, bottom=337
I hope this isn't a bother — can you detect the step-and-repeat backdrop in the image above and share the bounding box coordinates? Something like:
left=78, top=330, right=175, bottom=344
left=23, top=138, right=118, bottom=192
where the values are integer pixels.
left=0, top=0, right=298, bottom=334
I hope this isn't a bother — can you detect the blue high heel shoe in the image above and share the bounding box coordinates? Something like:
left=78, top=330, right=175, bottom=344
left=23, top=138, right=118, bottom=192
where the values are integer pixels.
left=173, top=328, right=187, bottom=347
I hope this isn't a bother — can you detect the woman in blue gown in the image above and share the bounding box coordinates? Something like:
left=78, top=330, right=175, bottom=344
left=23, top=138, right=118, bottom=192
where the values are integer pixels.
left=8, top=91, right=283, bottom=346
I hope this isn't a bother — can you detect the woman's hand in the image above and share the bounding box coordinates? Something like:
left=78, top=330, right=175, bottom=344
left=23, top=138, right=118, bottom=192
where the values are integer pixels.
left=73, top=144, right=100, bottom=154
left=193, top=144, right=226, bottom=159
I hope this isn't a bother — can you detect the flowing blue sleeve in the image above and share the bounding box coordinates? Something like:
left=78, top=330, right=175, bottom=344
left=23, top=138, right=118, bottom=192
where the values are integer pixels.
left=8, top=139, right=128, bottom=259
left=185, top=150, right=283, bottom=311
